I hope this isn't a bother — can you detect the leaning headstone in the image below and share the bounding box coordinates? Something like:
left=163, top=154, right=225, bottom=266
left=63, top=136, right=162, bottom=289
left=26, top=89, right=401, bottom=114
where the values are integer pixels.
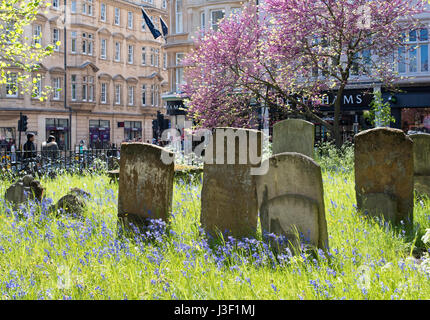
left=273, top=119, right=315, bottom=158
left=4, top=175, right=44, bottom=208
left=200, top=128, right=262, bottom=239
left=409, top=134, right=430, bottom=196
left=118, top=143, right=174, bottom=227
left=355, top=128, right=414, bottom=224
left=256, top=153, right=328, bottom=249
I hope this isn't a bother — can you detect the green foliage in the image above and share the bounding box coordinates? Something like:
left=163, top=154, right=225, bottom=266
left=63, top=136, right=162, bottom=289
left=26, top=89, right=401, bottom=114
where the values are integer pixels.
left=369, top=91, right=396, bottom=127
left=0, top=0, right=55, bottom=101
left=315, top=141, right=355, bottom=174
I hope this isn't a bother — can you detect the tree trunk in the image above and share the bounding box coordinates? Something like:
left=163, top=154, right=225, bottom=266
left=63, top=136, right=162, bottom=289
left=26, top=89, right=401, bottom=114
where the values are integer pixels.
left=333, top=86, right=345, bottom=148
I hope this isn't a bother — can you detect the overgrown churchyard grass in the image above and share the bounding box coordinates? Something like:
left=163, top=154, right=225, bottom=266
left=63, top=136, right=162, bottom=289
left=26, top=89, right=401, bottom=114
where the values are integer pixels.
left=0, top=148, right=430, bottom=299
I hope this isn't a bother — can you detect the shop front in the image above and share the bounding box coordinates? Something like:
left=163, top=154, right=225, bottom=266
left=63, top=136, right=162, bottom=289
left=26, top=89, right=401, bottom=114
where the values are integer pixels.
left=383, top=86, right=430, bottom=134
left=124, top=121, right=142, bottom=141
left=89, top=120, right=110, bottom=149
left=45, top=118, right=69, bottom=150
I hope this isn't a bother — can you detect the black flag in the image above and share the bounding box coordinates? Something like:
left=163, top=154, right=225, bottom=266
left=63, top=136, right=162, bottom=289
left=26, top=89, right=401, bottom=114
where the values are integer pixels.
left=141, top=8, right=162, bottom=39
left=160, top=17, right=168, bottom=37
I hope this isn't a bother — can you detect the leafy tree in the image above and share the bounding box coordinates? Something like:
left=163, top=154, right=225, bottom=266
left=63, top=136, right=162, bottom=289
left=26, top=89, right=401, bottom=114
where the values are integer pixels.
left=0, top=0, right=57, bottom=100
left=369, top=91, right=396, bottom=128
left=183, top=0, right=426, bottom=146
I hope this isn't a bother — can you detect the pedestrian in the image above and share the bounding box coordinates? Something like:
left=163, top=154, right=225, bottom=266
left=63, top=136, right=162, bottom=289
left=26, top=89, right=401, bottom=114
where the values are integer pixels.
left=41, top=135, right=59, bottom=161
left=23, top=133, right=36, bottom=159
left=10, top=142, right=16, bottom=162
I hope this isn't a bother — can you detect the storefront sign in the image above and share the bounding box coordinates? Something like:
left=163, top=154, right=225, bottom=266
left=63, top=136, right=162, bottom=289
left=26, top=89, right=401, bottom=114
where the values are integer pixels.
left=319, top=90, right=374, bottom=110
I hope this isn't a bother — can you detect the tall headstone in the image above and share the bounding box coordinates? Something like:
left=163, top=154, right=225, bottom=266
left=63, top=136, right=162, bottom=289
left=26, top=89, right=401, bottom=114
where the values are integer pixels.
left=355, top=128, right=414, bottom=224
left=118, top=143, right=174, bottom=225
left=256, top=153, right=328, bottom=249
left=409, top=134, right=430, bottom=196
left=200, top=128, right=262, bottom=239
left=273, top=119, right=315, bottom=158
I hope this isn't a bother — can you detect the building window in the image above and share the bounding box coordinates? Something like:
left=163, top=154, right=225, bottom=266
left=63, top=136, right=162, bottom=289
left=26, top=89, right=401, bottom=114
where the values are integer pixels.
left=150, top=48, right=155, bottom=66
left=141, top=19, right=146, bottom=31
left=155, top=49, right=159, bottom=67
left=115, top=42, right=121, bottom=62
left=163, top=52, right=167, bottom=69
left=71, top=1, right=77, bottom=13
left=71, top=75, right=77, bottom=101
left=101, top=39, right=107, bottom=59
left=155, top=85, right=159, bottom=106
left=175, top=53, right=185, bottom=92
left=115, top=84, right=121, bottom=104
left=52, top=0, right=59, bottom=9
left=114, top=8, right=120, bottom=25
left=127, top=45, right=134, bottom=64
left=83, top=0, right=93, bottom=15
left=141, top=84, right=146, bottom=105
left=200, top=12, right=205, bottom=31
left=162, top=0, right=166, bottom=9
left=33, top=24, right=42, bottom=45
left=398, top=29, right=430, bottom=74
left=211, top=10, right=225, bottom=31
left=53, top=77, right=61, bottom=100
left=127, top=11, right=133, bottom=29
left=100, top=83, right=107, bottom=103
left=71, top=31, right=77, bottom=53
left=53, top=28, right=60, bottom=51
left=88, top=76, right=94, bottom=102
left=33, top=77, right=42, bottom=99
left=100, top=3, right=106, bottom=21
left=82, top=33, right=93, bottom=55
left=6, top=73, right=18, bottom=97
left=151, top=84, right=154, bottom=106
left=175, top=0, right=183, bottom=33
left=128, top=86, right=135, bottom=106
left=141, top=47, right=146, bottom=65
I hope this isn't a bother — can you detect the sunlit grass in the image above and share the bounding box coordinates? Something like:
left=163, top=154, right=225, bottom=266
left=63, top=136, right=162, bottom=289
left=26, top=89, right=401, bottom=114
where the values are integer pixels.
left=0, top=166, right=429, bottom=300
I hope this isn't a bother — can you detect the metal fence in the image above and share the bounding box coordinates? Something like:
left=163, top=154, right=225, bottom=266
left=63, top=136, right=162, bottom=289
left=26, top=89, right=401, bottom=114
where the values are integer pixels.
left=0, top=148, right=120, bottom=179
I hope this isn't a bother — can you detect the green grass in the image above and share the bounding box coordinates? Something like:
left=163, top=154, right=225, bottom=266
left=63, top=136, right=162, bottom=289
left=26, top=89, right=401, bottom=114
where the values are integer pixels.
left=0, top=167, right=429, bottom=300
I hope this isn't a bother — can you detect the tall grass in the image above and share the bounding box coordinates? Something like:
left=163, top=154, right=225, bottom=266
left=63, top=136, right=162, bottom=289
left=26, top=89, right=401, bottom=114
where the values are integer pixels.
left=0, top=144, right=429, bottom=300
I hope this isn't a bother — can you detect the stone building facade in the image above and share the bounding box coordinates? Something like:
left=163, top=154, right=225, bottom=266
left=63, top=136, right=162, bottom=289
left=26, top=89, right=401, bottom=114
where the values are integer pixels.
left=161, top=0, right=249, bottom=133
left=0, top=0, right=168, bottom=151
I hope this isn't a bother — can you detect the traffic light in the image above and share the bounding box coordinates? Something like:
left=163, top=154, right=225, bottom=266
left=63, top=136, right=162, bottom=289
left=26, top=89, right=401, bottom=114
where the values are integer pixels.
left=18, top=114, right=28, bottom=132
left=21, top=115, right=28, bottom=132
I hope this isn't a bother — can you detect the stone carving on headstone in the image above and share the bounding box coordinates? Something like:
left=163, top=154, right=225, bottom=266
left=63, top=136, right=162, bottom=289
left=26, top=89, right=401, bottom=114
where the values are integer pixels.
left=409, top=134, right=430, bottom=196
left=273, top=119, right=315, bottom=158
left=355, top=128, right=414, bottom=224
left=256, top=152, right=328, bottom=249
left=118, top=143, right=174, bottom=227
left=200, top=128, right=262, bottom=239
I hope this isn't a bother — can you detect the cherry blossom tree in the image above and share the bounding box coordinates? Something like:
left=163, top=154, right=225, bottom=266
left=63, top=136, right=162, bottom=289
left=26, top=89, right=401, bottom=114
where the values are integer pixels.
left=183, top=0, right=427, bottom=146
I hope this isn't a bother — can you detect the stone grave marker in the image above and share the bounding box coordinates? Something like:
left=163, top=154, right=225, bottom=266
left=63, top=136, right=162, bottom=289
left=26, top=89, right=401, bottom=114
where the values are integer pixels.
left=256, top=152, right=328, bottom=249
left=355, top=128, right=414, bottom=224
left=409, top=134, right=430, bottom=196
left=118, top=143, right=174, bottom=226
left=200, top=128, right=262, bottom=239
left=273, top=119, right=315, bottom=158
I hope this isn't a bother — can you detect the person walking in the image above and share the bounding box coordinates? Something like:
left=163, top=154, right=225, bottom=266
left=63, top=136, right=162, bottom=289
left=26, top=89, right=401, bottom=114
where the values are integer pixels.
left=23, top=133, right=36, bottom=159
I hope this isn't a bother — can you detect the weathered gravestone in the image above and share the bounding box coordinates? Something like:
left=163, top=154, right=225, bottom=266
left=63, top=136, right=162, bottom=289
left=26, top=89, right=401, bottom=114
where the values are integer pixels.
left=49, top=188, right=91, bottom=218
left=118, top=143, right=174, bottom=226
left=273, top=119, right=315, bottom=158
left=409, top=134, right=430, bottom=196
left=5, top=175, right=44, bottom=209
left=355, top=128, right=414, bottom=224
left=256, top=153, right=328, bottom=249
left=200, top=128, right=262, bottom=239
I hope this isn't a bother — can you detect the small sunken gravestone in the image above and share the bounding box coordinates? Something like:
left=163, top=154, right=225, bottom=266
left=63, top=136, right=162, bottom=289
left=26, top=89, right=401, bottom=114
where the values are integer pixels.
left=256, top=153, right=328, bottom=249
left=355, top=128, right=414, bottom=224
left=273, top=119, right=315, bottom=158
left=118, top=143, right=174, bottom=227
